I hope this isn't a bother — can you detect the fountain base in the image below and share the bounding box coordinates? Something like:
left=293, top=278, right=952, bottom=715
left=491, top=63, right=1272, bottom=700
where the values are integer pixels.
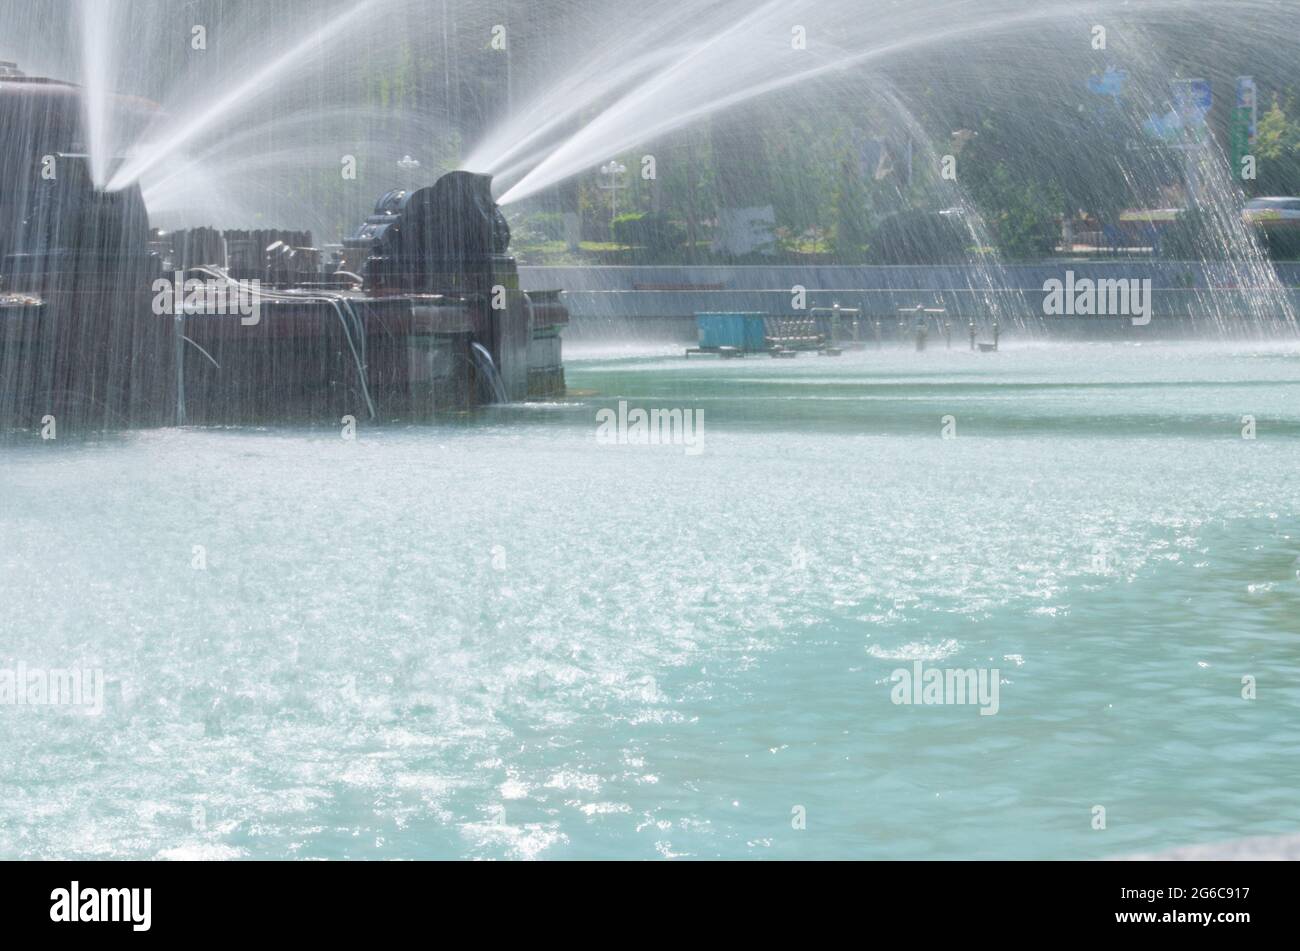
left=0, top=68, right=569, bottom=433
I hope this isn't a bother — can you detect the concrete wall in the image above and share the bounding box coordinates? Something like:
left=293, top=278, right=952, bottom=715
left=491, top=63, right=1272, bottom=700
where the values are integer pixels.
left=518, top=263, right=1300, bottom=338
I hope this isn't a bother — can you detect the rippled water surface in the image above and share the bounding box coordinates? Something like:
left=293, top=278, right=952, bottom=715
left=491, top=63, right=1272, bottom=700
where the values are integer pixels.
left=2, top=341, right=1298, bottom=859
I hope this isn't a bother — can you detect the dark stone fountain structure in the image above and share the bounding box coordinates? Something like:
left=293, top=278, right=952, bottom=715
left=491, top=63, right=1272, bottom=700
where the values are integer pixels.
left=0, top=71, right=164, bottom=431
left=0, top=69, right=567, bottom=434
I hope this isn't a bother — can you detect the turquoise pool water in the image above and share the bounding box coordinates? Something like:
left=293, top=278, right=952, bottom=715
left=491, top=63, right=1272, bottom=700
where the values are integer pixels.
left=1, top=341, right=1298, bottom=858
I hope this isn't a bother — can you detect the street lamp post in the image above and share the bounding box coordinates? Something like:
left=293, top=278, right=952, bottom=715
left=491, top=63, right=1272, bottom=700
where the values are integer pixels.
left=598, top=160, right=628, bottom=233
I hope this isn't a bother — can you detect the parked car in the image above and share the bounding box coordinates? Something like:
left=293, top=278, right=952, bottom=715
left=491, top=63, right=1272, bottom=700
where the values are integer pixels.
left=1243, top=197, right=1300, bottom=229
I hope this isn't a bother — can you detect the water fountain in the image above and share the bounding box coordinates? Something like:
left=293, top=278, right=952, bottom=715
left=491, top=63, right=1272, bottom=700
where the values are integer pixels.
left=4, top=1, right=1297, bottom=357
left=460, top=0, right=1299, bottom=341
left=5, top=0, right=1300, bottom=866
left=0, top=16, right=570, bottom=433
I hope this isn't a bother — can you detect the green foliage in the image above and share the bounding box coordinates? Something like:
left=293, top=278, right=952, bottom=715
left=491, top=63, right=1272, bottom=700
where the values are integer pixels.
left=955, top=118, right=1064, bottom=259
left=516, top=212, right=567, bottom=242
left=611, top=212, right=686, bottom=251
left=763, top=106, right=839, bottom=242
left=866, top=210, right=972, bottom=264
left=1253, top=96, right=1300, bottom=196
left=210, top=7, right=1300, bottom=263
left=963, top=157, right=1061, bottom=259
left=831, top=153, right=872, bottom=261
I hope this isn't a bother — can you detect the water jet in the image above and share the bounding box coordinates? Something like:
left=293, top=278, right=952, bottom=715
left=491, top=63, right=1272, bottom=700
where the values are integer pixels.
left=0, top=69, right=568, bottom=434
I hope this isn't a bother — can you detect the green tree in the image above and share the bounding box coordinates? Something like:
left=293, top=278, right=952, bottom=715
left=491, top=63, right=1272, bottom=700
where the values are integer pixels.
left=1253, top=96, right=1300, bottom=195
left=831, top=151, right=872, bottom=260
left=959, top=119, right=1064, bottom=259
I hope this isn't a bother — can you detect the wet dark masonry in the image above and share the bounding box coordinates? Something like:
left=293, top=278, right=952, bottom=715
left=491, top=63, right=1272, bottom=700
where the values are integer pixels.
left=0, top=68, right=568, bottom=435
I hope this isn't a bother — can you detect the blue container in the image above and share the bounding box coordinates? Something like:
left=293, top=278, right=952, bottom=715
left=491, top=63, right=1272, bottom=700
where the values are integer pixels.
left=696, top=312, right=767, bottom=352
